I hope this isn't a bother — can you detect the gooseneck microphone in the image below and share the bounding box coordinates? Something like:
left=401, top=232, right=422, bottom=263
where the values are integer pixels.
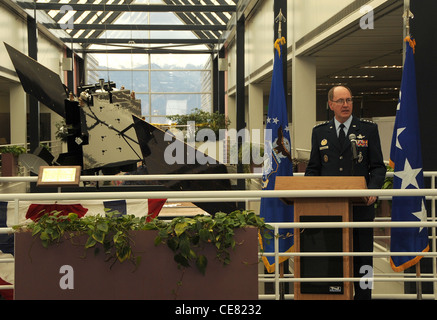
left=349, top=133, right=358, bottom=161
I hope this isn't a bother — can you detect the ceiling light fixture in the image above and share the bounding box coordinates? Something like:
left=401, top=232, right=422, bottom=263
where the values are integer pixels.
left=330, top=75, right=375, bottom=79
left=317, top=82, right=348, bottom=86
left=360, top=65, right=402, bottom=69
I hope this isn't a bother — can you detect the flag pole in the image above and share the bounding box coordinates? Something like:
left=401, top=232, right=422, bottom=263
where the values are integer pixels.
left=402, top=6, right=414, bottom=62
left=271, top=8, right=288, bottom=300
left=275, top=16, right=285, bottom=292
left=404, top=10, right=422, bottom=299
left=279, top=262, right=285, bottom=300
left=416, top=263, right=422, bottom=300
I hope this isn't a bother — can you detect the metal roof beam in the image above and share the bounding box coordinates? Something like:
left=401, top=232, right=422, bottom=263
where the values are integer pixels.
left=80, top=48, right=213, bottom=54
left=16, top=2, right=236, bottom=13
left=42, top=23, right=227, bottom=31
left=161, top=0, right=215, bottom=46
left=175, top=0, right=222, bottom=39
left=61, top=38, right=223, bottom=44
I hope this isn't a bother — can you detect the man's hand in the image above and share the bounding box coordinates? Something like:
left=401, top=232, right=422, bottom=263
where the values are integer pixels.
left=365, top=196, right=377, bottom=206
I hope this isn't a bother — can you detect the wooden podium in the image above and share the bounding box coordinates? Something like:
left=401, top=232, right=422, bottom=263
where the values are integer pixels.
left=275, top=176, right=367, bottom=300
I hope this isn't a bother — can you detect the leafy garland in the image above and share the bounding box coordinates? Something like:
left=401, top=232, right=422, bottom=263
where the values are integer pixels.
left=15, top=209, right=273, bottom=274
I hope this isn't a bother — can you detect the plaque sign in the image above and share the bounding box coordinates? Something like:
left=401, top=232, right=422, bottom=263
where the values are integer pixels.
left=37, top=166, right=81, bottom=187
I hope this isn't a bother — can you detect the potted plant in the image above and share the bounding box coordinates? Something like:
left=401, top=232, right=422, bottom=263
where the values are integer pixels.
left=376, top=164, right=393, bottom=214
left=374, top=164, right=394, bottom=247
left=0, top=145, right=26, bottom=176
left=238, top=142, right=264, bottom=174
left=292, top=158, right=309, bottom=173
left=167, top=108, right=231, bottom=140
left=55, top=120, right=70, bottom=142
left=13, top=209, right=273, bottom=299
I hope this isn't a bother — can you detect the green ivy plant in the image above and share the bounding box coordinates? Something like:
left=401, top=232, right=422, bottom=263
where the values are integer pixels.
left=167, top=108, right=231, bottom=139
left=14, top=209, right=273, bottom=274
left=375, top=164, right=394, bottom=210
left=152, top=210, right=272, bottom=275
left=19, top=210, right=146, bottom=268
left=0, top=145, right=26, bottom=156
left=237, top=142, right=264, bottom=174
left=382, top=164, right=394, bottom=190
left=54, top=120, right=70, bottom=142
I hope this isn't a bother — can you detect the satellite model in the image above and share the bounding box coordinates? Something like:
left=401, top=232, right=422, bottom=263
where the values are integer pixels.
left=4, top=42, right=239, bottom=215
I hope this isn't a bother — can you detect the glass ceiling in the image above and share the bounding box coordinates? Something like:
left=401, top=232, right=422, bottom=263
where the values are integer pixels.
left=14, top=0, right=237, bottom=54
left=12, top=0, right=237, bottom=121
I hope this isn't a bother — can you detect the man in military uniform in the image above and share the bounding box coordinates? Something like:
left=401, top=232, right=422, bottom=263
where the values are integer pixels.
left=305, top=86, right=386, bottom=299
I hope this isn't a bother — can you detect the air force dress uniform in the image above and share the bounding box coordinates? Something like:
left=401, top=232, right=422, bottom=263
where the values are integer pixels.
left=305, top=116, right=386, bottom=192
left=305, top=116, right=386, bottom=299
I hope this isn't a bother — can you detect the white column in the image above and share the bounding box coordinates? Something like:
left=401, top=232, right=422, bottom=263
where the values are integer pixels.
left=292, top=56, right=316, bottom=160
left=9, top=84, right=27, bottom=146
left=248, top=83, right=264, bottom=144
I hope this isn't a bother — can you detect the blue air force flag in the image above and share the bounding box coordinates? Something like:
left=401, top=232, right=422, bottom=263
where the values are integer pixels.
left=259, top=38, right=294, bottom=273
left=389, top=37, right=429, bottom=272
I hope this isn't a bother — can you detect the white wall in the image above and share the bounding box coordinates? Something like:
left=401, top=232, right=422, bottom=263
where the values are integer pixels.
left=289, top=0, right=355, bottom=41
left=0, top=1, right=65, bottom=76
left=0, top=3, right=27, bottom=81
left=245, top=0, right=274, bottom=79
left=0, top=0, right=66, bottom=145
left=226, top=42, right=237, bottom=94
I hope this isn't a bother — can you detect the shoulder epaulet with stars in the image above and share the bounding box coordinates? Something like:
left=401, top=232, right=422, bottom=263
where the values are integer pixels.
left=314, top=121, right=329, bottom=128
left=360, top=118, right=376, bottom=125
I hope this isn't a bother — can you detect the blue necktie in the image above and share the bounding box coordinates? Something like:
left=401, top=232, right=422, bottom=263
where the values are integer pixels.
left=338, top=123, right=345, bottom=146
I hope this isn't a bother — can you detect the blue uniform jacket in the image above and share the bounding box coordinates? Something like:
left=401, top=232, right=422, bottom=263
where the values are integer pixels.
left=305, top=116, right=386, bottom=193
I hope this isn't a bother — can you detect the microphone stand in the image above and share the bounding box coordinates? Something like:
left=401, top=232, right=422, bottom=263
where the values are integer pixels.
left=349, top=136, right=358, bottom=176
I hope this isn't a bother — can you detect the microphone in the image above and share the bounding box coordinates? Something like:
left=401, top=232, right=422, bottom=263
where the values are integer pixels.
left=349, top=133, right=358, bottom=161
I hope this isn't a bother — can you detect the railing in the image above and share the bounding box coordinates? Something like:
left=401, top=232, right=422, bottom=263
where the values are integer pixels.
left=1, top=171, right=437, bottom=300
left=0, top=140, right=63, bottom=176
left=0, top=140, right=63, bottom=155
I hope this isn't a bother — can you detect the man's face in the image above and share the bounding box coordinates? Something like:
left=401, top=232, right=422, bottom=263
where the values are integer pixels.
left=328, top=87, right=353, bottom=123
